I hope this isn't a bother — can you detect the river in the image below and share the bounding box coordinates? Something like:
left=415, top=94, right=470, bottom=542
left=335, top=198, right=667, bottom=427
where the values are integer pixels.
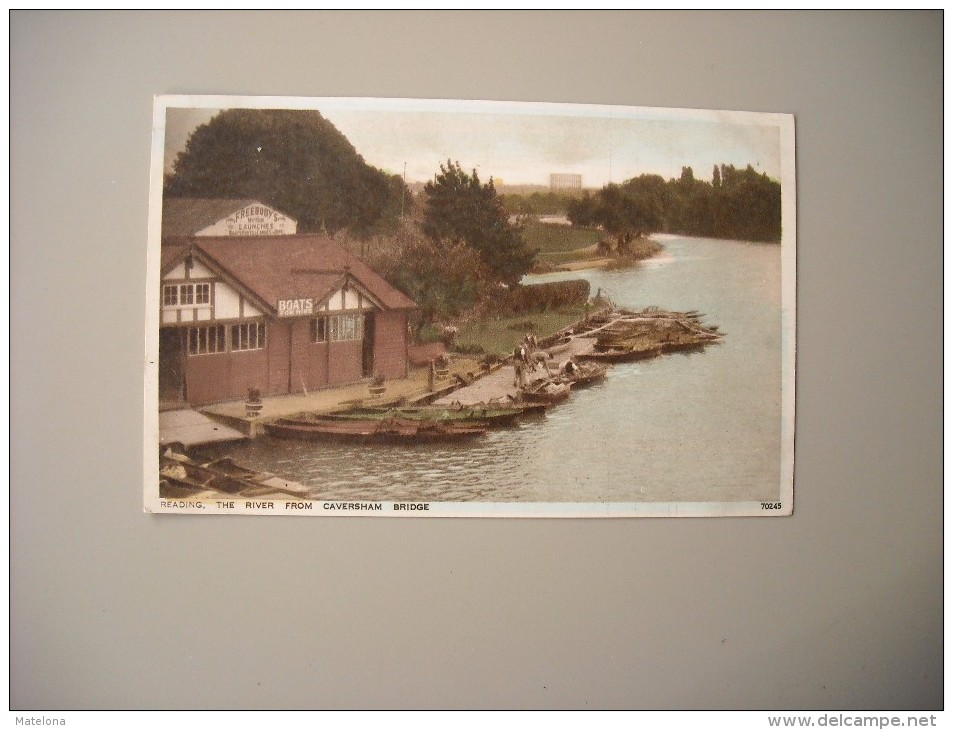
left=197, top=235, right=785, bottom=505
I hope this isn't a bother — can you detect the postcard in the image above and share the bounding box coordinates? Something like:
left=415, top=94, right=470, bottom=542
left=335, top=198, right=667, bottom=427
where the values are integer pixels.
left=144, top=95, right=795, bottom=517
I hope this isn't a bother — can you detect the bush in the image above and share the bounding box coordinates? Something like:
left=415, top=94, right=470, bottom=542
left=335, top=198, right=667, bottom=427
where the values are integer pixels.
left=451, top=341, right=486, bottom=355
left=507, top=320, right=537, bottom=332
left=487, top=280, right=591, bottom=316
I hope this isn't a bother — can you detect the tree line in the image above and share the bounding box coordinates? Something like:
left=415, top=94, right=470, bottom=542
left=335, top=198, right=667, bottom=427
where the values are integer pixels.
left=567, top=164, right=782, bottom=243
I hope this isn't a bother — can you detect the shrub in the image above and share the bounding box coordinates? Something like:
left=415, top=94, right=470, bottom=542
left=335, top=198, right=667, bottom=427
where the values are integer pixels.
left=488, top=280, right=591, bottom=316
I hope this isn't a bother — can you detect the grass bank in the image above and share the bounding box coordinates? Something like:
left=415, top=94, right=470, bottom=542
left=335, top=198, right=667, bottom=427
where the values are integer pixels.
left=523, top=219, right=663, bottom=273
left=523, top=220, right=601, bottom=253
left=419, top=306, right=588, bottom=358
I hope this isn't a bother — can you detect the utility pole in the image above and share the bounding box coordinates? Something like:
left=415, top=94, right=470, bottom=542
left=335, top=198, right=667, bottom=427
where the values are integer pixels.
left=401, top=162, right=407, bottom=218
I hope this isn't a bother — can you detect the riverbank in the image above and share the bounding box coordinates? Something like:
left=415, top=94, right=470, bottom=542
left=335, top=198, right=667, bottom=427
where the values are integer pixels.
left=531, top=236, right=664, bottom=274
left=196, top=304, right=722, bottom=439
left=163, top=302, right=723, bottom=499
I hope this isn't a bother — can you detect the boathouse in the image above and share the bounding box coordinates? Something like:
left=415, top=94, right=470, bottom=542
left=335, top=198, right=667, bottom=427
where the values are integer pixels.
left=162, top=198, right=298, bottom=237
left=159, top=234, right=416, bottom=405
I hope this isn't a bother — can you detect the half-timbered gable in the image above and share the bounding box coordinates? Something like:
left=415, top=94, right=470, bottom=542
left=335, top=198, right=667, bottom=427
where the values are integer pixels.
left=159, top=234, right=415, bottom=406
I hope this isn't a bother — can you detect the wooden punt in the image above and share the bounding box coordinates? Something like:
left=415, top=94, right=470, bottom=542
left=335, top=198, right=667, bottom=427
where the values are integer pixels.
left=159, top=453, right=310, bottom=499
left=265, top=417, right=487, bottom=442
left=519, top=380, right=571, bottom=405
left=318, top=404, right=542, bottom=428
left=559, top=363, right=608, bottom=388
left=578, top=341, right=710, bottom=363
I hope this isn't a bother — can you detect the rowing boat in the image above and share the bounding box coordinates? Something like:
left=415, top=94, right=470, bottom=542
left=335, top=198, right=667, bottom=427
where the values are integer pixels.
left=265, top=416, right=487, bottom=442
left=579, top=341, right=709, bottom=363
left=559, top=362, right=608, bottom=388
left=319, top=404, right=543, bottom=428
left=159, top=452, right=310, bottom=499
left=519, top=380, right=571, bottom=405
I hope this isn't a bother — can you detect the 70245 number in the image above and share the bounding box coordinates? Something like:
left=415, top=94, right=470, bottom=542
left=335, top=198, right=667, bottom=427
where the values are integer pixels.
left=760, top=502, right=783, bottom=510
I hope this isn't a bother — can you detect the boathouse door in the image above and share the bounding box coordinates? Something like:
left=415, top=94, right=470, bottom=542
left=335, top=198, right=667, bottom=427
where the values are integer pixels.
left=362, top=312, right=375, bottom=377
left=159, top=327, right=186, bottom=404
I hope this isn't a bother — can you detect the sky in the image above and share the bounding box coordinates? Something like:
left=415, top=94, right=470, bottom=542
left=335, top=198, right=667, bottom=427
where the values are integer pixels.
left=162, top=97, right=784, bottom=188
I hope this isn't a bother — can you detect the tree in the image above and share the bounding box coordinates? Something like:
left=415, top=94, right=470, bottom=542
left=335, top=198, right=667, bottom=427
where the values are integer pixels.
left=360, top=222, right=489, bottom=334
left=164, top=108, right=408, bottom=237
left=566, top=193, right=600, bottom=228
left=566, top=178, right=665, bottom=251
left=619, top=175, right=668, bottom=232
left=714, top=164, right=781, bottom=241
left=570, top=165, right=781, bottom=244
left=421, top=161, right=535, bottom=287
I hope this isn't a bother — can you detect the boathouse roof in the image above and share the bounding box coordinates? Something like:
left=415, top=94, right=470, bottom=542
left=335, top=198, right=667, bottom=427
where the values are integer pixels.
left=161, top=234, right=417, bottom=315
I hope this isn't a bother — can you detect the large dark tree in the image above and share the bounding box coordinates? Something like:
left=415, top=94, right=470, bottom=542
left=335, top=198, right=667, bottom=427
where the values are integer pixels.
left=566, top=177, right=665, bottom=251
left=164, top=108, right=407, bottom=237
left=421, top=161, right=535, bottom=287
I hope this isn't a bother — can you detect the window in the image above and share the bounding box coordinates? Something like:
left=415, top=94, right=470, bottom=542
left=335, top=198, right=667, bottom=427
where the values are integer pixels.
left=187, top=325, right=227, bottom=355
left=312, top=314, right=361, bottom=342
left=162, top=283, right=212, bottom=308
left=329, top=313, right=363, bottom=342
left=310, top=317, right=327, bottom=343
left=231, top=321, right=265, bottom=351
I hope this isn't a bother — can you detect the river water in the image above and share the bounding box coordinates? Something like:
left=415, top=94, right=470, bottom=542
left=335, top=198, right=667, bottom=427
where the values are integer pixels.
left=198, top=235, right=785, bottom=504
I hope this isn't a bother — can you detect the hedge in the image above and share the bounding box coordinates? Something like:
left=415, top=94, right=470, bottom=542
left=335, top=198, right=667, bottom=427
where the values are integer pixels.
left=488, top=279, right=590, bottom=316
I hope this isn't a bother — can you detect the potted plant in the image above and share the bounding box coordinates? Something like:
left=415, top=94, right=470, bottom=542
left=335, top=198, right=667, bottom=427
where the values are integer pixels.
left=369, top=374, right=387, bottom=397
left=245, top=387, right=263, bottom=418
left=435, top=354, right=451, bottom=380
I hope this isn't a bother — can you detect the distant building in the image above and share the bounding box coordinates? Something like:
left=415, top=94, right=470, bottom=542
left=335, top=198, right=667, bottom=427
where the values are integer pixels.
left=549, top=173, right=582, bottom=190
left=162, top=198, right=297, bottom=237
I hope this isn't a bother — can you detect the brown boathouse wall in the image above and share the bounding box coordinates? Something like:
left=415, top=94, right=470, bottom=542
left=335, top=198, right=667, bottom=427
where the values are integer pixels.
left=179, top=312, right=409, bottom=405
left=374, top=310, right=409, bottom=380
left=187, top=346, right=270, bottom=406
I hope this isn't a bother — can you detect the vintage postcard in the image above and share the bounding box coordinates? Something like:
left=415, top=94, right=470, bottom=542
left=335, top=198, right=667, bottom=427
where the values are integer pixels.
left=144, top=96, right=795, bottom=517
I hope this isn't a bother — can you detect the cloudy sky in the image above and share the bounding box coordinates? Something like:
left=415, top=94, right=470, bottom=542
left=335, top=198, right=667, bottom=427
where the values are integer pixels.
left=161, top=97, right=784, bottom=188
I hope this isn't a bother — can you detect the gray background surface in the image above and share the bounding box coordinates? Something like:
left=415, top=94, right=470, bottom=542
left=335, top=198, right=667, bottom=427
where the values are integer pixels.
left=11, top=11, right=942, bottom=709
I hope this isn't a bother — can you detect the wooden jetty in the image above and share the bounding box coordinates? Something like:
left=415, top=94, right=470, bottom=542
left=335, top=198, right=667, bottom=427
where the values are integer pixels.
left=430, top=306, right=723, bottom=409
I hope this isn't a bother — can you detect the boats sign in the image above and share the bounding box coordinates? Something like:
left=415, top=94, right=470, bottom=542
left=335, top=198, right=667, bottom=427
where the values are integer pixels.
left=277, top=298, right=314, bottom=317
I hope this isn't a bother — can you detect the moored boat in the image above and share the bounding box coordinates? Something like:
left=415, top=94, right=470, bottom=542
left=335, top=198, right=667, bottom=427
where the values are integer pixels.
left=265, top=416, right=487, bottom=442
left=558, top=362, right=608, bottom=388
left=318, top=403, right=543, bottom=428
left=519, top=380, right=571, bottom=405
left=159, top=451, right=310, bottom=499
left=579, top=340, right=710, bottom=363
